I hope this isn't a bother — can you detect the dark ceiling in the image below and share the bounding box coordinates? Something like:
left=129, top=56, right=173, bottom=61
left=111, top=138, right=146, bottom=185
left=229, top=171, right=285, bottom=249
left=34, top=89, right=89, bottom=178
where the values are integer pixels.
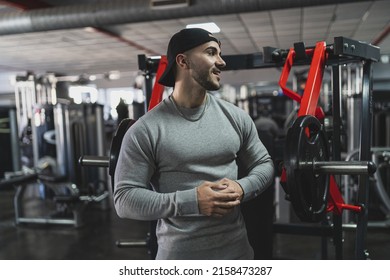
left=0, top=0, right=388, bottom=88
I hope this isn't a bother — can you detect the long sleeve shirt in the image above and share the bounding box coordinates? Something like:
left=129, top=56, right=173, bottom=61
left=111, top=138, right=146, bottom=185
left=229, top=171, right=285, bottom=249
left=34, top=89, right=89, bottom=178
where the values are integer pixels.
left=114, top=93, right=274, bottom=259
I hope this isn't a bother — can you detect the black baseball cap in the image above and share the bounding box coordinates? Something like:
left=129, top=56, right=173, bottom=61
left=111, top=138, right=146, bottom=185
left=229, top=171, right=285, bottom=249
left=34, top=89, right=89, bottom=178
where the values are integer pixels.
left=158, top=28, right=220, bottom=87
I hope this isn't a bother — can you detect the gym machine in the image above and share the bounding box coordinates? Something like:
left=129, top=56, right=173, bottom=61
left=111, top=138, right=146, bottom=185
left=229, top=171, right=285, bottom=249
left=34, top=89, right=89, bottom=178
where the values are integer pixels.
left=0, top=73, right=108, bottom=227
left=0, top=106, right=20, bottom=181
left=275, top=38, right=380, bottom=260
left=219, top=38, right=381, bottom=260
left=343, top=147, right=390, bottom=227
left=337, top=64, right=390, bottom=227
left=218, top=38, right=380, bottom=259
left=80, top=55, right=168, bottom=187
left=80, top=36, right=380, bottom=260
left=80, top=55, right=167, bottom=258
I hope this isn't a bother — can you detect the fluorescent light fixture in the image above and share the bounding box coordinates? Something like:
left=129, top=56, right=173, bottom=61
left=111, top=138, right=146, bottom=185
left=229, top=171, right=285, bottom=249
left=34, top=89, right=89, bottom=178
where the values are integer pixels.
left=151, top=0, right=189, bottom=10
left=106, top=70, right=121, bottom=80
left=186, top=22, right=221, bottom=33
left=84, top=27, right=96, bottom=33
left=381, top=55, right=389, bottom=64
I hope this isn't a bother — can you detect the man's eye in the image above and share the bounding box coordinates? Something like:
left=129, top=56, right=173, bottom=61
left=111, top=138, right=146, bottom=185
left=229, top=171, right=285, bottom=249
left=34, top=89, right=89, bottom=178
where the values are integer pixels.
left=206, top=48, right=216, bottom=55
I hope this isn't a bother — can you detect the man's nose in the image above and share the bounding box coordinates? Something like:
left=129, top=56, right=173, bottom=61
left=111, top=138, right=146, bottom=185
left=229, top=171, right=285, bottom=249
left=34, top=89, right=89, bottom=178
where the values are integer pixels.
left=217, top=55, right=226, bottom=68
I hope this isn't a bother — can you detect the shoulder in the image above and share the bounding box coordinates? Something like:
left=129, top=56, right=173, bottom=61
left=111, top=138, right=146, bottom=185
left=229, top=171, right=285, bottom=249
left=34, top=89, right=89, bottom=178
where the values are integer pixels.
left=209, top=93, right=237, bottom=109
left=209, top=93, right=252, bottom=123
left=133, top=97, right=171, bottom=128
left=208, top=94, right=256, bottom=143
left=142, top=97, right=171, bottom=120
left=124, top=97, right=173, bottom=141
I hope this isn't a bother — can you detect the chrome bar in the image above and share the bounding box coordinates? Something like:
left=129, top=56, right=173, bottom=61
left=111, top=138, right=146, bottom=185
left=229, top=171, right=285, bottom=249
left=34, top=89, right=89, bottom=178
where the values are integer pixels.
left=115, top=240, right=148, bottom=248
left=79, top=155, right=109, bottom=167
left=299, top=161, right=376, bottom=175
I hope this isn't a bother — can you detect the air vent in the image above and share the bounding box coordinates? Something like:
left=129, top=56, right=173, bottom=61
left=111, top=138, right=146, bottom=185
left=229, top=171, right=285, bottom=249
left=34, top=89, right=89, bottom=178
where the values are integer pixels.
left=150, top=0, right=190, bottom=9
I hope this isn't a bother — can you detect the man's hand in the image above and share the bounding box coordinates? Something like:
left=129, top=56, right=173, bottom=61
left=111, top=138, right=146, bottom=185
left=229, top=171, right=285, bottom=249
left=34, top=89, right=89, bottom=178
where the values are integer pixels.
left=217, top=178, right=244, bottom=201
left=196, top=179, right=242, bottom=217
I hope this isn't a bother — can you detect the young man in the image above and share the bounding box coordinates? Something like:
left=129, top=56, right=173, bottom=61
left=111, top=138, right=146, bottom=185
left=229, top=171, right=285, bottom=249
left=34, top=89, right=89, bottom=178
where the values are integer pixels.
left=114, top=28, right=274, bottom=259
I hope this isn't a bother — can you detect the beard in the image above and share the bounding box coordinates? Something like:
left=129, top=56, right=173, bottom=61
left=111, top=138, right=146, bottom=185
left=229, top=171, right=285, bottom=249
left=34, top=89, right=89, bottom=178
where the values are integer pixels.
left=189, top=60, right=221, bottom=91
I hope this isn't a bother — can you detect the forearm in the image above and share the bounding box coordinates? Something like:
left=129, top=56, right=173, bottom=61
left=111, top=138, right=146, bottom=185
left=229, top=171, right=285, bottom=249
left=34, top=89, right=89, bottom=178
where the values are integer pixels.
left=114, top=183, right=199, bottom=220
left=237, top=157, right=274, bottom=202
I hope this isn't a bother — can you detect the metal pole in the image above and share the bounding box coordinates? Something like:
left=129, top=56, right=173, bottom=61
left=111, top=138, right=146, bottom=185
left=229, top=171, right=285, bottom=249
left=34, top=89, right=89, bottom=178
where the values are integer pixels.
left=9, top=108, right=21, bottom=171
left=143, top=71, right=153, bottom=116
left=332, top=64, right=343, bottom=260
left=115, top=240, right=148, bottom=248
left=309, top=161, right=376, bottom=175
left=355, top=60, right=373, bottom=259
left=79, top=156, right=109, bottom=167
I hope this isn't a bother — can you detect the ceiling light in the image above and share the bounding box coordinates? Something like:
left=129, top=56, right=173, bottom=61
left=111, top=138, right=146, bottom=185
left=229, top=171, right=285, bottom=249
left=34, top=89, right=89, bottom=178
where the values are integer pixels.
left=150, top=0, right=190, bottom=9
left=186, top=22, right=221, bottom=33
left=84, top=27, right=96, bottom=33
left=106, top=71, right=121, bottom=80
left=381, top=55, right=389, bottom=64
left=89, top=75, right=97, bottom=81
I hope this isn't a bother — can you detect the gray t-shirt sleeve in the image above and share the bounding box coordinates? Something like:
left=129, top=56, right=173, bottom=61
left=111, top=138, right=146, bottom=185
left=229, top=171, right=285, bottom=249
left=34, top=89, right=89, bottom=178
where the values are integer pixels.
left=113, top=120, right=200, bottom=220
left=235, top=112, right=275, bottom=202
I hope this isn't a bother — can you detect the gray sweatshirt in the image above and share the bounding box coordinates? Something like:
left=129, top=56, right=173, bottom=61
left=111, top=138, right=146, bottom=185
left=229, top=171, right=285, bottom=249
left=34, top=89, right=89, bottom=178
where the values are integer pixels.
left=114, top=93, right=274, bottom=259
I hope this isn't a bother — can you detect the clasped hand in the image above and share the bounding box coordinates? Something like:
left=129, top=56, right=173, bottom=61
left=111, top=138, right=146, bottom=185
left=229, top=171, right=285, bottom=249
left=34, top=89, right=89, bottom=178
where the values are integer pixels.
left=197, top=178, right=243, bottom=217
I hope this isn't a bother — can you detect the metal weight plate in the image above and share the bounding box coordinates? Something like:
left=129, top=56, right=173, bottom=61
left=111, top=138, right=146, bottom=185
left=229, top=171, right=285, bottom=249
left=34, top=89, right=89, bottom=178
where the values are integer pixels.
left=284, top=115, right=330, bottom=222
left=109, top=118, right=137, bottom=191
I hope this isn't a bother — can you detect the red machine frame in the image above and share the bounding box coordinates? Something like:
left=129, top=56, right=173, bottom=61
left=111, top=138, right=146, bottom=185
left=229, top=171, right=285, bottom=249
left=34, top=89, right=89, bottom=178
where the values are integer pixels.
left=278, top=42, right=362, bottom=217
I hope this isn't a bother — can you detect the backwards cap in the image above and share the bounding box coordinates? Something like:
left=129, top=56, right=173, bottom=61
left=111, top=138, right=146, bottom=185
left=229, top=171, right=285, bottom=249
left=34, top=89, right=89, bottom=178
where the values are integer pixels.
left=158, top=28, right=220, bottom=87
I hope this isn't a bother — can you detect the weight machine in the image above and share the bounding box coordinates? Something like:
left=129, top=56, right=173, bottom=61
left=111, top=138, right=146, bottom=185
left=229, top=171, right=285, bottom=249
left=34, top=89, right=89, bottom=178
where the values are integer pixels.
left=0, top=73, right=109, bottom=227
left=275, top=37, right=379, bottom=259
left=338, top=64, right=390, bottom=227
left=210, top=37, right=380, bottom=259
left=80, top=56, right=168, bottom=258
left=0, top=105, right=19, bottom=180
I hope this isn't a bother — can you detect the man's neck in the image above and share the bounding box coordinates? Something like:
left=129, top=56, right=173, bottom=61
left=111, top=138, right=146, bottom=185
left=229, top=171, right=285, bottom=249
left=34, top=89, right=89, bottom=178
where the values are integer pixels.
left=171, top=85, right=207, bottom=108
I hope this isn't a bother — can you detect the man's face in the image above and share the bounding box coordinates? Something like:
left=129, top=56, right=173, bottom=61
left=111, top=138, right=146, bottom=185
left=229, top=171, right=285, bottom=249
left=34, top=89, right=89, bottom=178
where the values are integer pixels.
left=185, top=41, right=226, bottom=91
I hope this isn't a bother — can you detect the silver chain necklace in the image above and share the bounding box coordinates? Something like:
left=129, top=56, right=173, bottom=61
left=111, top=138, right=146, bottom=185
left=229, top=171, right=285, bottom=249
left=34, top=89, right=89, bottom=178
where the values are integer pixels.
left=170, top=94, right=208, bottom=122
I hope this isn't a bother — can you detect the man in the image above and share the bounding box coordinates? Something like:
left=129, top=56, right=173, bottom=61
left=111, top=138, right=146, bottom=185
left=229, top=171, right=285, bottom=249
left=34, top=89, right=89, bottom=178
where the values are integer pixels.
left=114, top=28, right=274, bottom=259
left=116, top=98, right=129, bottom=125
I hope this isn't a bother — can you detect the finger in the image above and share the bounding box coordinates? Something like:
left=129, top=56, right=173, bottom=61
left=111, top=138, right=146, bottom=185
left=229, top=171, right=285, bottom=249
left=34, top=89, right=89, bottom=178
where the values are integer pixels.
left=217, top=191, right=240, bottom=201
left=214, top=199, right=240, bottom=208
left=218, top=178, right=231, bottom=185
left=217, top=185, right=235, bottom=193
left=210, top=183, right=228, bottom=191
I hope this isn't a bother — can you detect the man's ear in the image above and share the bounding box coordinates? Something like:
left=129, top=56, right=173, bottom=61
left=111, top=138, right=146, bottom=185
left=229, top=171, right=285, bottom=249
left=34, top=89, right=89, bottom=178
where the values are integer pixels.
left=176, top=54, right=189, bottom=69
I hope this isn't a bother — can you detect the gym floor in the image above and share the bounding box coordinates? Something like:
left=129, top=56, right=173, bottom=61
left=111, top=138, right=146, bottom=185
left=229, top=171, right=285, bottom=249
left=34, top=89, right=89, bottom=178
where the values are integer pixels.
left=0, top=188, right=389, bottom=260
